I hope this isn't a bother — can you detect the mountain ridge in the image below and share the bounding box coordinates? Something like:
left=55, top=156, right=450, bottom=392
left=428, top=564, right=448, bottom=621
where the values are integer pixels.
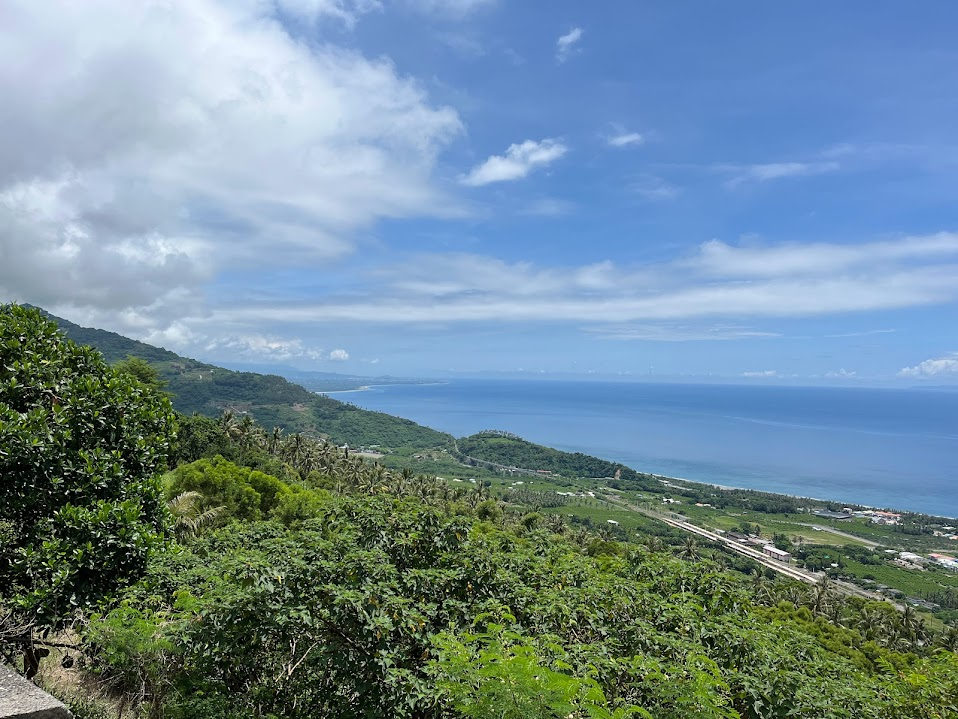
left=38, top=307, right=453, bottom=450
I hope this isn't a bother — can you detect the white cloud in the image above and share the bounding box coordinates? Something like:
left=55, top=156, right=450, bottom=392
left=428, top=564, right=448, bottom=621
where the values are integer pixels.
left=898, top=353, right=958, bottom=378
left=555, top=27, right=583, bottom=63
left=824, top=368, right=857, bottom=379
left=823, top=329, right=896, bottom=338
left=521, top=198, right=574, bottom=216
left=212, top=232, right=958, bottom=327
left=329, top=348, right=350, bottom=361
left=204, top=333, right=329, bottom=361
left=607, top=132, right=644, bottom=148
left=274, top=0, right=381, bottom=26
left=725, top=161, right=839, bottom=187
left=587, top=325, right=781, bottom=342
left=404, top=0, right=496, bottom=19
left=742, top=370, right=778, bottom=378
left=0, top=0, right=461, bottom=328
left=631, top=175, right=680, bottom=201
left=690, top=232, right=958, bottom=278
left=461, top=139, right=568, bottom=186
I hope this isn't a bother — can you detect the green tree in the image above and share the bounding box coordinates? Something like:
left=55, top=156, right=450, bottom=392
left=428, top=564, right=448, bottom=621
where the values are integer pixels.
left=772, top=532, right=793, bottom=551
left=166, top=456, right=291, bottom=522
left=0, top=305, right=176, bottom=631
left=114, top=355, right=167, bottom=392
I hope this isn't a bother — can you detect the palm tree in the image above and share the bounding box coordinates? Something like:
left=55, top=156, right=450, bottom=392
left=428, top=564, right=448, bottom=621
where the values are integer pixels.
left=365, top=464, right=388, bottom=493
left=856, top=606, right=884, bottom=642
left=167, top=491, right=223, bottom=541
left=827, top=596, right=846, bottom=626
left=785, top=585, right=805, bottom=609
left=938, top=623, right=958, bottom=651
left=282, top=433, right=307, bottom=470
left=643, top=536, right=666, bottom=554
left=395, top=467, right=413, bottom=495
left=899, top=604, right=919, bottom=642
left=680, top=536, right=699, bottom=561
left=546, top=514, right=567, bottom=534
left=467, top=482, right=489, bottom=508
left=809, top=576, right=832, bottom=616
left=266, top=426, right=284, bottom=455
left=219, top=409, right=237, bottom=438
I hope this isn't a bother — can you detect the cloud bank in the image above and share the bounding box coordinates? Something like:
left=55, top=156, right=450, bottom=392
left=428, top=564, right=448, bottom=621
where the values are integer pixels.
left=0, top=0, right=461, bottom=330
left=899, top=353, right=958, bottom=378
left=218, top=232, right=958, bottom=327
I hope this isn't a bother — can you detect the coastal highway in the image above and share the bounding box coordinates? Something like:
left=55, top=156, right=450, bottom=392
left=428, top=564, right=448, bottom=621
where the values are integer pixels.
left=604, top=495, right=899, bottom=607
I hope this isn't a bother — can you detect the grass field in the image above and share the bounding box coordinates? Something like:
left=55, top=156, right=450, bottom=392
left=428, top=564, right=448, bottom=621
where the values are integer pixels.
left=838, top=557, right=958, bottom=598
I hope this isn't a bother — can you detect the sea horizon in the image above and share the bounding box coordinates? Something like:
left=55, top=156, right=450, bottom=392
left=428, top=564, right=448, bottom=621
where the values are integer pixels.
left=325, top=379, right=958, bottom=518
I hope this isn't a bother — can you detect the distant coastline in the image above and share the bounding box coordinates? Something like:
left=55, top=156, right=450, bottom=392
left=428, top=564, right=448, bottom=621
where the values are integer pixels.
left=319, top=381, right=448, bottom=396
left=318, top=385, right=373, bottom=395
left=660, top=475, right=956, bottom=520
left=332, top=378, right=958, bottom=518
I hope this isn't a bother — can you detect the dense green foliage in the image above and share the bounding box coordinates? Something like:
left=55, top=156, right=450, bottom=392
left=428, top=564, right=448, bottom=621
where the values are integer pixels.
left=5, top=315, right=958, bottom=718
left=0, top=305, right=176, bottom=629
left=82, top=487, right=958, bottom=718
left=39, top=413, right=951, bottom=719
left=458, top=432, right=659, bottom=490
left=166, top=457, right=295, bottom=522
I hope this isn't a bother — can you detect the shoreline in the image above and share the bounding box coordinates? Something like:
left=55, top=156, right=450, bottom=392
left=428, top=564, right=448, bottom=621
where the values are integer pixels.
left=317, top=380, right=956, bottom=521
left=642, top=474, right=956, bottom=522
left=319, top=385, right=373, bottom=395
left=319, top=380, right=449, bottom=396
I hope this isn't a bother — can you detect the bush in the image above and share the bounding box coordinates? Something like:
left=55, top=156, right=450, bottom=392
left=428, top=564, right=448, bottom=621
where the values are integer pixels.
left=0, top=304, right=175, bottom=628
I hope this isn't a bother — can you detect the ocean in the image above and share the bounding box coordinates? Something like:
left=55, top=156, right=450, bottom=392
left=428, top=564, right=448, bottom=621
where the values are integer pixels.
left=326, top=380, right=958, bottom=518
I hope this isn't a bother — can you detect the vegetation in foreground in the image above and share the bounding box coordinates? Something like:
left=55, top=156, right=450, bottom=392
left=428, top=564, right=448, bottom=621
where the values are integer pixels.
left=4, top=305, right=958, bottom=719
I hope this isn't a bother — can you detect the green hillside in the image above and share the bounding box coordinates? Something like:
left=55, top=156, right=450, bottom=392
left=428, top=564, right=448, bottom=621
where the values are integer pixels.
left=458, top=430, right=660, bottom=490
left=43, top=309, right=452, bottom=450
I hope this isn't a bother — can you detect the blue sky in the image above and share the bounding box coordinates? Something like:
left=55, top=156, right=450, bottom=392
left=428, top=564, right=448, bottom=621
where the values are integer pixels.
left=2, top=1, right=958, bottom=383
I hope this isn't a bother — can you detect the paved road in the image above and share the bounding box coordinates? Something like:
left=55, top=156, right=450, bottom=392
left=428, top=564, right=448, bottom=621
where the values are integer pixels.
left=604, top=496, right=899, bottom=608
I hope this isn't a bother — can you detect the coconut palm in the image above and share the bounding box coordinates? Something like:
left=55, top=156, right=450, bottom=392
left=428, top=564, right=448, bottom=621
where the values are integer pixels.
left=827, top=595, right=846, bottom=626
left=167, top=491, right=223, bottom=541
left=807, top=575, right=833, bottom=616
left=938, top=623, right=958, bottom=651
left=643, top=536, right=666, bottom=554
left=856, top=606, right=885, bottom=643
left=266, top=426, right=284, bottom=455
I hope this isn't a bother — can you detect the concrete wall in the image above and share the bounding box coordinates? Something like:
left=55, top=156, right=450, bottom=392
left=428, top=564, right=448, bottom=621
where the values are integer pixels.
left=0, top=665, right=72, bottom=719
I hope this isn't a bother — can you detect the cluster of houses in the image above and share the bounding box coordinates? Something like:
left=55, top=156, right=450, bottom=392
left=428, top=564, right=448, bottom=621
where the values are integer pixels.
left=858, top=509, right=903, bottom=525
left=928, top=553, right=958, bottom=571
left=810, top=508, right=903, bottom=525
left=555, top=489, right=596, bottom=499
left=891, top=551, right=958, bottom=571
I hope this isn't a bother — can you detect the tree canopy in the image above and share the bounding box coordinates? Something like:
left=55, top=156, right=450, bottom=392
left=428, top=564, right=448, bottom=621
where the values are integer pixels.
left=0, top=304, right=176, bottom=628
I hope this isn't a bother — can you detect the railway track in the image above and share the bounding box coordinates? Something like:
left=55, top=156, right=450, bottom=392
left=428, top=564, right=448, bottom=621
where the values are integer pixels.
left=604, top=495, right=899, bottom=606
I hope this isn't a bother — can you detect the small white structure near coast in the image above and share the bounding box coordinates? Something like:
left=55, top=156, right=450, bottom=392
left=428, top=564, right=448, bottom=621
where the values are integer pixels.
left=762, top=545, right=792, bottom=563
left=929, top=554, right=958, bottom=571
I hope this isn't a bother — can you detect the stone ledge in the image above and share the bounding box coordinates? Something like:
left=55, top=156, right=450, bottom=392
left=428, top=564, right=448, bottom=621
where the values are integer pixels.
left=0, top=665, right=72, bottom=719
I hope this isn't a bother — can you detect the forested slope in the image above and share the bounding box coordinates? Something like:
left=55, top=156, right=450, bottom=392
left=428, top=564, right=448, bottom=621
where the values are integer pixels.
left=458, top=431, right=660, bottom=490
left=41, top=308, right=452, bottom=449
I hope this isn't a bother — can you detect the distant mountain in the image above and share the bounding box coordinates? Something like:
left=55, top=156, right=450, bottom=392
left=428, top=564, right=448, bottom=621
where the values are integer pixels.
left=41, top=309, right=452, bottom=450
